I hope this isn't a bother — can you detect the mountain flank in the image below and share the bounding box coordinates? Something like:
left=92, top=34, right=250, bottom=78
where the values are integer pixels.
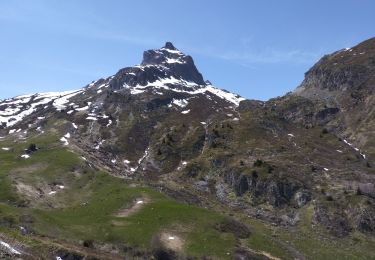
left=0, top=38, right=375, bottom=259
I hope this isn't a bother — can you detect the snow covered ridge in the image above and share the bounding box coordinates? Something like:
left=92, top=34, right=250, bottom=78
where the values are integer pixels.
left=123, top=76, right=245, bottom=106
left=0, top=90, right=82, bottom=128
left=0, top=77, right=243, bottom=130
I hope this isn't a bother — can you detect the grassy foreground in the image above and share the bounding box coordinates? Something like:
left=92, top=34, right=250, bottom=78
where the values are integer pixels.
left=1, top=133, right=375, bottom=259
left=0, top=134, right=239, bottom=258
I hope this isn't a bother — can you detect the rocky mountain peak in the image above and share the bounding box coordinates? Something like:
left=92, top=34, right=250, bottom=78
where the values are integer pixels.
left=141, top=42, right=184, bottom=65
left=0, top=42, right=245, bottom=129
left=108, top=43, right=207, bottom=90
left=164, top=41, right=177, bottom=50
left=138, top=43, right=205, bottom=85
left=294, top=37, right=375, bottom=102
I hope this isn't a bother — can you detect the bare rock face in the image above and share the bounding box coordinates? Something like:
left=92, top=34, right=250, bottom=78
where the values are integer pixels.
left=293, top=37, right=375, bottom=159
left=353, top=206, right=375, bottom=233
left=223, top=169, right=309, bottom=207
left=312, top=205, right=352, bottom=237
left=293, top=190, right=312, bottom=208
left=357, top=183, right=375, bottom=198
left=295, top=37, right=375, bottom=100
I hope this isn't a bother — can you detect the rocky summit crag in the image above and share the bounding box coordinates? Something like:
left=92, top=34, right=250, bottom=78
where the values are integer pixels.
left=0, top=39, right=375, bottom=259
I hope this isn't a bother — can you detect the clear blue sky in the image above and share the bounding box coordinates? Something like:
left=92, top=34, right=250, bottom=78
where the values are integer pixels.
left=0, top=0, right=374, bottom=100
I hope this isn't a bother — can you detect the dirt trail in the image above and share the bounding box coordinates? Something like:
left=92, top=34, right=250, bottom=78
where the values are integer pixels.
left=115, top=196, right=150, bottom=217
left=10, top=163, right=48, bottom=175
left=270, top=237, right=306, bottom=260
left=38, top=236, right=124, bottom=260
left=0, top=232, right=124, bottom=260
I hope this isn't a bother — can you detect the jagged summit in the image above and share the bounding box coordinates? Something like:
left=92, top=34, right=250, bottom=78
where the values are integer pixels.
left=164, top=41, right=177, bottom=50
left=138, top=42, right=205, bottom=85
left=103, top=43, right=243, bottom=104
left=106, top=42, right=207, bottom=89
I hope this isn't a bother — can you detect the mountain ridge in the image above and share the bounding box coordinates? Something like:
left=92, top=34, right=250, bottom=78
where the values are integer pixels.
left=0, top=42, right=244, bottom=130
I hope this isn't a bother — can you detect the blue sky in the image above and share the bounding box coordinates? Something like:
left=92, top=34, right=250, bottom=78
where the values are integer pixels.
left=0, top=0, right=374, bottom=100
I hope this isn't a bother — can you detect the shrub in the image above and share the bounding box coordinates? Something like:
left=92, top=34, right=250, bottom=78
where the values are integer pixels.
left=83, top=240, right=94, bottom=248
left=26, top=143, right=37, bottom=154
left=253, top=159, right=264, bottom=167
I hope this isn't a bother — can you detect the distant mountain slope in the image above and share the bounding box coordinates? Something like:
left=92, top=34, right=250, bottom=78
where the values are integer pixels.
left=293, top=37, right=375, bottom=159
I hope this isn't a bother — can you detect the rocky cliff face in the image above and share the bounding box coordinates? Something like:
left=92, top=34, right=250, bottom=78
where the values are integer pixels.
left=293, top=37, right=375, bottom=159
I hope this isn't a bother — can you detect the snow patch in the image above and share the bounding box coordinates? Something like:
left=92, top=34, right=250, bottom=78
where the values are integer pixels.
left=127, top=77, right=244, bottom=106
left=0, top=241, right=21, bottom=255
left=165, top=57, right=185, bottom=64
left=130, top=88, right=146, bottom=94
left=95, top=140, right=105, bottom=150
left=60, top=137, right=69, bottom=146
left=343, top=139, right=366, bottom=159
left=138, top=148, right=149, bottom=164
left=172, top=98, right=189, bottom=108
left=181, top=109, right=190, bottom=114
left=75, top=106, right=89, bottom=111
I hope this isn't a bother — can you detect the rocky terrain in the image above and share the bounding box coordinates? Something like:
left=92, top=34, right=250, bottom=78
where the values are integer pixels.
left=0, top=39, right=375, bottom=259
